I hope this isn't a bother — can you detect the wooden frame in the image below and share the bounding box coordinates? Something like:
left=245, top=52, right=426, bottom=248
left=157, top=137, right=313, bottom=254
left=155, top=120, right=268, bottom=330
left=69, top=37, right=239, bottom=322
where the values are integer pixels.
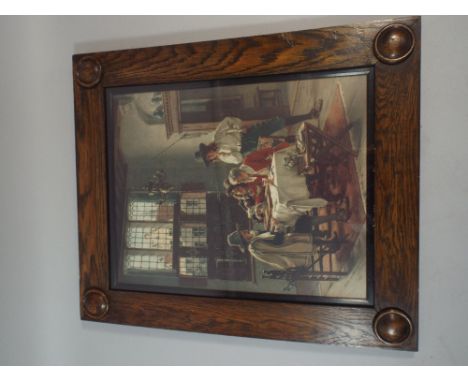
left=73, top=16, right=420, bottom=350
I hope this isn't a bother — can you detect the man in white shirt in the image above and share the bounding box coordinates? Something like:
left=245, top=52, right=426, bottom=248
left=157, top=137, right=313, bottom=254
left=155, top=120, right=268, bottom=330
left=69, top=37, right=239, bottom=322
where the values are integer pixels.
left=206, top=116, right=243, bottom=164
left=195, top=101, right=322, bottom=166
left=226, top=208, right=348, bottom=271
left=226, top=229, right=334, bottom=272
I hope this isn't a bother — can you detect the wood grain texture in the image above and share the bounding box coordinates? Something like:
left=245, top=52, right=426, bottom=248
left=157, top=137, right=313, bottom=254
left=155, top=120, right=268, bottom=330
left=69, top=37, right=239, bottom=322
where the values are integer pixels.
left=73, top=83, right=109, bottom=300
left=73, top=18, right=410, bottom=87
left=73, top=16, right=420, bottom=350
left=373, top=19, right=420, bottom=350
left=104, top=290, right=381, bottom=347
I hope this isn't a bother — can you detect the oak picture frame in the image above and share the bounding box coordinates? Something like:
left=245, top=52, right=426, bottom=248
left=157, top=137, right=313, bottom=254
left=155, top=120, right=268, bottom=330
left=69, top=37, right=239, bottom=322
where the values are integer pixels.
left=73, top=16, right=420, bottom=350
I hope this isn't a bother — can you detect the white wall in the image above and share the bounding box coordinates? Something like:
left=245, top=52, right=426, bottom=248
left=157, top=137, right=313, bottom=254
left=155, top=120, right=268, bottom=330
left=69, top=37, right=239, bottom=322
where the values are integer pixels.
left=0, top=15, right=467, bottom=365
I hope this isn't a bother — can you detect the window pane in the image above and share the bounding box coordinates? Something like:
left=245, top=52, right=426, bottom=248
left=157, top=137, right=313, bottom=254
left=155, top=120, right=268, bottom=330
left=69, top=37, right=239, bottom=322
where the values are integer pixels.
left=127, top=223, right=173, bottom=249
left=128, top=200, right=159, bottom=221
left=128, top=199, right=174, bottom=222
left=180, top=192, right=206, bottom=215
left=125, top=250, right=173, bottom=272
left=180, top=224, right=207, bottom=248
left=179, top=257, right=208, bottom=277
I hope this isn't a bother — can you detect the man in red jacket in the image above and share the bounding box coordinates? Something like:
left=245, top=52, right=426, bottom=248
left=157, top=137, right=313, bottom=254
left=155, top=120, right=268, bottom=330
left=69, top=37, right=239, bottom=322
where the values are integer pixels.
left=228, top=142, right=291, bottom=186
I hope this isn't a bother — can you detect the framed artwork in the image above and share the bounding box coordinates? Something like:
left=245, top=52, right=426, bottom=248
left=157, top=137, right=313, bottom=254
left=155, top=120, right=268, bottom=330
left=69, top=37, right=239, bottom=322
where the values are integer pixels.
left=73, top=16, right=420, bottom=350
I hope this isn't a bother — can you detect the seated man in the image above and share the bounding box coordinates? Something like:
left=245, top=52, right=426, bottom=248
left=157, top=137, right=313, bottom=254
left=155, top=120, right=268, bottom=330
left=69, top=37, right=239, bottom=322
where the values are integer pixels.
left=195, top=104, right=322, bottom=166
left=250, top=202, right=266, bottom=223
left=228, top=142, right=291, bottom=185
left=225, top=182, right=265, bottom=206
left=227, top=209, right=349, bottom=271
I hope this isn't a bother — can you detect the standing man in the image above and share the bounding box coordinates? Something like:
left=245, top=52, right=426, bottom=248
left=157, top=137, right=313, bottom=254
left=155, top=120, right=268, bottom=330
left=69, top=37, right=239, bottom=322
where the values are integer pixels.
left=227, top=141, right=291, bottom=185
left=195, top=102, right=322, bottom=166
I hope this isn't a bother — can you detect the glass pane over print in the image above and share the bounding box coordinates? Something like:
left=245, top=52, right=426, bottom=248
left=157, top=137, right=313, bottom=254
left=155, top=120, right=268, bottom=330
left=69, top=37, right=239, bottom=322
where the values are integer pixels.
left=107, top=68, right=373, bottom=305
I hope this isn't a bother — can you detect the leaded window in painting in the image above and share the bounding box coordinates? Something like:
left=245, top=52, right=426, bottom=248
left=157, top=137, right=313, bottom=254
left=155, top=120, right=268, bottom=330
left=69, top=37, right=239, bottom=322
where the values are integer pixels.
left=125, top=250, right=173, bottom=272
left=127, top=223, right=173, bottom=250
left=180, top=224, right=207, bottom=248
left=179, top=256, right=208, bottom=277
left=180, top=192, right=206, bottom=215
left=128, top=200, right=159, bottom=221
left=128, top=195, right=175, bottom=222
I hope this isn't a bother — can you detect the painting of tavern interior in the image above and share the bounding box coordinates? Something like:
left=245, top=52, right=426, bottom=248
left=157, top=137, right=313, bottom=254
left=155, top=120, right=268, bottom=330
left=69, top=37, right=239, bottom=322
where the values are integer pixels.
left=107, top=71, right=371, bottom=303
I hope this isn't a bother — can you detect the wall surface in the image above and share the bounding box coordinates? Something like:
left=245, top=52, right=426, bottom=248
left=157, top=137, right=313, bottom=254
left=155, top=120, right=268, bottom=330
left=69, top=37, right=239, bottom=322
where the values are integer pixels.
left=0, top=15, right=467, bottom=365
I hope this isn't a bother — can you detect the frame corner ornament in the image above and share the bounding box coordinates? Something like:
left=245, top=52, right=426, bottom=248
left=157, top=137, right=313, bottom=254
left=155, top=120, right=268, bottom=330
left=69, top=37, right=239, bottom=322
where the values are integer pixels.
left=374, top=23, right=416, bottom=64
left=82, top=288, right=109, bottom=319
left=373, top=308, right=413, bottom=345
left=75, top=56, right=102, bottom=88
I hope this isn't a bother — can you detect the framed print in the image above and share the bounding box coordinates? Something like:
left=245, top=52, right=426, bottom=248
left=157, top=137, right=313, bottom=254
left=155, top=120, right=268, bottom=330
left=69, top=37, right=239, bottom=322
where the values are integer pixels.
left=73, top=16, right=420, bottom=350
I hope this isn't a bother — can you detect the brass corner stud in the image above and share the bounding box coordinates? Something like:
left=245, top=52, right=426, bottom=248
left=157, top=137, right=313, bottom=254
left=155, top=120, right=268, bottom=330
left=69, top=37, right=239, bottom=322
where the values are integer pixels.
left=82, top=288, right=109, bottom=319
left=374, top=23, right=415, bottom=64
left=75, top=56, right=102, bottom=88
left=373, top=308, right=413, bottom=345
